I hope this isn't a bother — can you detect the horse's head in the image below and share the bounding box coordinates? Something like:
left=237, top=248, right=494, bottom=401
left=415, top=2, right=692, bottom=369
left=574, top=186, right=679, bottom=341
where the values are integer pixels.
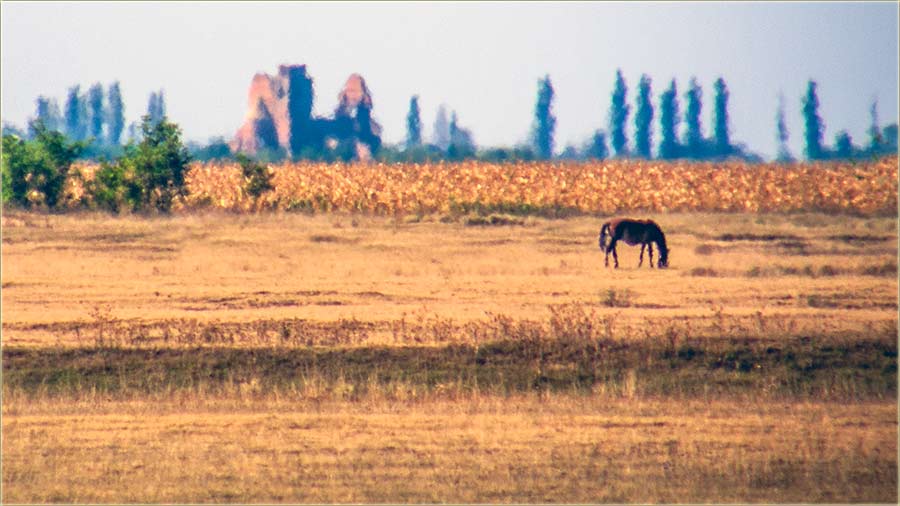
left=658, top=248, right=669, bottom=268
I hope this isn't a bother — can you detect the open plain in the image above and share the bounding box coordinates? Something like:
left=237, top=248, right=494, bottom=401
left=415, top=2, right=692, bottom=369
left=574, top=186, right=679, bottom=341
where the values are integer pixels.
left=2, top=208, right=897, bottom=502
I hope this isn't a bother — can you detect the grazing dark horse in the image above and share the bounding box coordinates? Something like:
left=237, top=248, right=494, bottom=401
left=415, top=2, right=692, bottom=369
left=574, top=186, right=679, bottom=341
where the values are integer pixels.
left=599, top=218, right=669, bottom=268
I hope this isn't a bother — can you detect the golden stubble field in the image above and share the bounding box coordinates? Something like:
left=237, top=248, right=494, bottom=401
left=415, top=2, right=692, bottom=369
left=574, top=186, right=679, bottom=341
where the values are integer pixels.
left=2, top=210, right=897, bottom=342
left=1, top=208, right=898, bottom=502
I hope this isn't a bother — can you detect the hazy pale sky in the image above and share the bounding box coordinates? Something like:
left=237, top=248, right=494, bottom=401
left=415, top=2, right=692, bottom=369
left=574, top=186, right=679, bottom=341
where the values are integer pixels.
left=2, top=1, right=898, bottom=159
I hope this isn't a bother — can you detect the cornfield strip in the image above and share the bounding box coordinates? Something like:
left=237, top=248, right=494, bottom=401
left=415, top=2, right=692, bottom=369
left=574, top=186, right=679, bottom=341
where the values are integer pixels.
left=65, top=157, right=898, bottom=215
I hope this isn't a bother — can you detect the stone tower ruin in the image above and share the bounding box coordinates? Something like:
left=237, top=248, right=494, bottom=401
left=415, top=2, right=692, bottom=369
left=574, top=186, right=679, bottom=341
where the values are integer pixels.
left=231, top=64, right=381, bottom=161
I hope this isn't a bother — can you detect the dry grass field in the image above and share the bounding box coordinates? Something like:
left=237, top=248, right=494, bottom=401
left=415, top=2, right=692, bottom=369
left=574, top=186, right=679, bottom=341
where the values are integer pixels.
left=2, top=210, right=896, bottom=344
left=2, top=398, right=895, bottom=503
left=2, top=207, right=897, bottom=502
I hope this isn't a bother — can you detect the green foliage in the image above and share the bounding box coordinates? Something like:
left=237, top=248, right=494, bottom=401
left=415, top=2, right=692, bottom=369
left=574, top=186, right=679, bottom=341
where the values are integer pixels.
left=478, top=146, right=536, bottom=163
left=87, top=83, right=105, bottom=140
left=146, top=90, right=166, bottom=126
left=1, top=142, right=11, bottom=205
left=432, top=105, right=450, bottom=151
left=882, top=124, right=898, bottom=152
left=833, top=131, right=856, bottom=159
left=659, top=79, right=681, bottom=160
left=64, top=85, right=84, bottom=141
left=34, top=96, right=63, bottom=134
left=634, top=75, right=654, bottom=159
left=190, top=138, right=233, bottom=162
left=380, top=144, right=446, bottom=164
left=86, top=160, right=138, bottom=213
left=609, top=69, right=630, bottom=157
left=868, top=100, right=882, bottom=153
left=775, top=94, right=794, bottom=163
left=2, top=123, right=27, bottom=138
left=531, top=75, right=556, bottom=160
left=447, top=112, right=476, bottom=160
left=406, top=95, right=422, bottom=149
left=1, top=123, right=86, bottom=208
left=236, top=153, right=273, bottom=203
left=802, top=80, right=825, bottom=160
left=292, top=145, right=332, bottom=163
left=86, top=115, right=191, bottom=213
left=106, top=82, right=125, bottom=146
left=684, top=77, right=705, bottom=159
left=127, top=115, right=191, bottom=211
left=712, top=77, right=732, bottom=158
left=587, top=131, right=609, bottom=160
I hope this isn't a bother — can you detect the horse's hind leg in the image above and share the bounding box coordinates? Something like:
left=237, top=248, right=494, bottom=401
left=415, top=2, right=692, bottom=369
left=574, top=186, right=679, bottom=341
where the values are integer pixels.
left=648, top=243, right=654, bottom=268
left=638, top=244, right=645, bottom=267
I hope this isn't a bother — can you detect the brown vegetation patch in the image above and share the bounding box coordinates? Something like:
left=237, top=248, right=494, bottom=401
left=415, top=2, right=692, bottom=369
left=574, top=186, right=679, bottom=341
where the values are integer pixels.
left=716, top=233, right=804, bottom=242
left=464, top=214, right=527, bottom=227
left=805, top=293, right=898, bottom=310
left=309, top=234, right=358, bottom=244
left=828, top=234, right=893, bottom=245
left=467, top=238, right=515, bottom=247
left=862, top=262, right=898, bottom=277
left=688, top=267, right=720, bottom=277
left=355, top=291, right=392, bottom=300
left=694, top=243, right=718, bottom=255
left=79, top=232, right=151, bottom=243
left=31, top=243, right=178, bottom=254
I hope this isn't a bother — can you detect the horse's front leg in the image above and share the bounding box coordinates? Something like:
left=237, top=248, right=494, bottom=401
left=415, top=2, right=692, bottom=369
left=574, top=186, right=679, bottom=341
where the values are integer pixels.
left=611, top=242, right=619, bottom=268
left=648, top=243, right=654, bottom=268
left=639, top=244, right=645, bottom=267
left=604, top=249, right=610, bottom=267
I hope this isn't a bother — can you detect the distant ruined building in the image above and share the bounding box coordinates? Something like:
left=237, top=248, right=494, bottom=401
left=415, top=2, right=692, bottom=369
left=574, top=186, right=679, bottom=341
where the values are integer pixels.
left=231, top=64, right=382, bottom=161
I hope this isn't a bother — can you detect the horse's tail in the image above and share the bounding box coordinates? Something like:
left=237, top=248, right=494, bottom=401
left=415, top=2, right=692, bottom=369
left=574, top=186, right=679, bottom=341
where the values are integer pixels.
left=598, top=222, right=610, bottom=251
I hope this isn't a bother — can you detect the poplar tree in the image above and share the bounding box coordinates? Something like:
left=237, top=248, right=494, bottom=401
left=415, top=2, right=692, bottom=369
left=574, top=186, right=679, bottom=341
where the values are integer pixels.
left=107, top=81, right=125, bottom=146
left=34, top=96, right=62, bottom=133
left=684, top=77, right=704, bottom=159
left=87, top=83, right=105, bottom=142
left=77, top=90, right=90, bottom=141
left=405, top=95, right=422, bottom=149
left=448, top=111, right=475, bottom=160
left=609, top=69, right=630, bottom=157
left=658, top=79, right=680, bottom=160
left=712, top=77, right=731, bottom=158
left=64, top=85, right=83, bottom=140
left=634, top=75, right=654, bottom=159
left=802, top=80, right=824, bottom=160
left=775, top=93, right=793, bottom=162
left=147, top=89, right=166, bottom=125
left=531, top=75, right=556, bottom=159
left=834, top=131, right=854, bottom=159
left=587, top=131, right=609, bottom=160
left=868, top=99, right=883, bottom=155
left=433, top=105, right=450, bottom=151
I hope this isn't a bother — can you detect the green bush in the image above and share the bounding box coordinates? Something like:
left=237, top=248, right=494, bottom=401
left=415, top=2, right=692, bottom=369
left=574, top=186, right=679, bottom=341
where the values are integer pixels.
left=1, top=122, right=85, bottom=209
left=86, top=115, right=191, bottom=213
left=127, top=115, right=191, bottom=212
left=236, top=153, right=274, bottom=206
left=85, top=160, right=139, bottom=213
left=1, top=141, right=13, bottom=205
